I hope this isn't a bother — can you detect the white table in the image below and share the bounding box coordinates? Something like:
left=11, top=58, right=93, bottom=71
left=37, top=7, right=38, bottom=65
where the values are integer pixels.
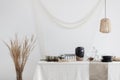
left=33, top=61, right=120, bottom=80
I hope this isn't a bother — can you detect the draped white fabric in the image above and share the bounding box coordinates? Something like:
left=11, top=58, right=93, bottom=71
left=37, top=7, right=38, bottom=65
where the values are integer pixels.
left=33, top=62, right=89, bottom=80
left=33, top=62, right=120, bottom=80
left=33, top=0, right=104, bottom=57
left=108, top=62, right=120, bottom=80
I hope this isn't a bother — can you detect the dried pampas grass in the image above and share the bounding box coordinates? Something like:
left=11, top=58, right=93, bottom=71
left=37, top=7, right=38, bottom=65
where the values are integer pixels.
left=4, top=35, right=36, bottom=80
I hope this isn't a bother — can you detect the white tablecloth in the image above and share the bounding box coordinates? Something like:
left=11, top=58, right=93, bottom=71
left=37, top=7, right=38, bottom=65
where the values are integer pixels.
left=33, top=61, right=120, bottom=80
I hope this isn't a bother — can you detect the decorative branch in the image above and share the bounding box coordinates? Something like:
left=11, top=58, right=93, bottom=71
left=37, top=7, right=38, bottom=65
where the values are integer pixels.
left=4, top=35, right=36, bottom=80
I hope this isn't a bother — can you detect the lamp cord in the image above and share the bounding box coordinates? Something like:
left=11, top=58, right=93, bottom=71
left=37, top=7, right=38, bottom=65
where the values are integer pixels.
left=105, top=0, right=106, bottom=18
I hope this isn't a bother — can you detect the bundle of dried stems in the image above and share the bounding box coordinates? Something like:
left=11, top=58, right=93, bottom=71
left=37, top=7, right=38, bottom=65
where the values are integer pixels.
left=4, top=35, right=36, bottom=80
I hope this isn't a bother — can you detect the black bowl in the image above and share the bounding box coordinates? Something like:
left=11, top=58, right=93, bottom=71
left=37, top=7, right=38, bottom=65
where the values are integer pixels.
left=102, top=56, right=112, bottom=59
left=102, top=55, right=112, bottom=62
left=101, top=59, right=112, bottom=62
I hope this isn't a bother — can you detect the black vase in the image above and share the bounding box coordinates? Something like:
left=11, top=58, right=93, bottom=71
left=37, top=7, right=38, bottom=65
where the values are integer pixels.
left=75, top=47, right=84, bottom=57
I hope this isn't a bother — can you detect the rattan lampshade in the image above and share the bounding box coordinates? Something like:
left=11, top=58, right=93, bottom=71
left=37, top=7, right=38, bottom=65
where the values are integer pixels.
left=100, top=0, right=111, bottom=33
left=100, top=18, right=111, bottom=33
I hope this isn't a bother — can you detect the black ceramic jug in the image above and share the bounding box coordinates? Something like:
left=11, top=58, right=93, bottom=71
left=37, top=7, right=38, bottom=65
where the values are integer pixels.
left=75, top=47, right=84, bottom=61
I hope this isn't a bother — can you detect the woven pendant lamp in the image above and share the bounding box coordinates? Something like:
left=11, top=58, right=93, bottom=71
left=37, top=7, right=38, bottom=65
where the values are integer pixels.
left=100, top=0, right=111, bottom=33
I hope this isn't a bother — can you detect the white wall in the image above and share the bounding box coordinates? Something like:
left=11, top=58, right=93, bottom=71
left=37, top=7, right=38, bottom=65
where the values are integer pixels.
left=1, top=0, right=120, bottom=80
left=34, top=0, right=120, bottom=57
left=92, top=0, right=120, bottom=56
left=34, top=0, right=103, bottom=57
left=0, top=0, right=40, bottom=80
